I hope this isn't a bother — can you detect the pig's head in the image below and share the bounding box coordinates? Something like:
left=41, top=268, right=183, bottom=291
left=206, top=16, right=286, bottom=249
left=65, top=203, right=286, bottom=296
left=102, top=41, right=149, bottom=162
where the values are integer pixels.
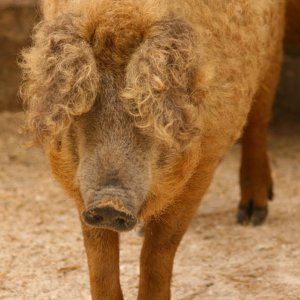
left=20, top=5, right=201, bottom=232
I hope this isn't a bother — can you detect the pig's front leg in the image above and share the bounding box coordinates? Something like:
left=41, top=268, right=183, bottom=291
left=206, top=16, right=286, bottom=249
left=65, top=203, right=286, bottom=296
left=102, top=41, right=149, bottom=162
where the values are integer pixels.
left=81, top=224, right=123, bottom=300
left=138, top=163, right=216, bottom=300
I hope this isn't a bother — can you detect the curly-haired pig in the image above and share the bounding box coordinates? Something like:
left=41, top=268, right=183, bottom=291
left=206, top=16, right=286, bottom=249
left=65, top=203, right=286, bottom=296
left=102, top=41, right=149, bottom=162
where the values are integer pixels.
left=20, top=0, right=285, bottom=299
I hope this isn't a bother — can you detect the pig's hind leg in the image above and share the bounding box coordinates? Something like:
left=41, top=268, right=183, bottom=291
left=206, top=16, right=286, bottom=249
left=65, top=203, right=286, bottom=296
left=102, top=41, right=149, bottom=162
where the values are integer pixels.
left=237, top=49, right=282, bottom=226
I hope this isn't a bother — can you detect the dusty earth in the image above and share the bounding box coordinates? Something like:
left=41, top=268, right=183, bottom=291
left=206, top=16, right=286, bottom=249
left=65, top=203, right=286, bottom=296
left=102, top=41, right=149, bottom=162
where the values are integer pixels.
left=0, top=111, right=299, bottom=300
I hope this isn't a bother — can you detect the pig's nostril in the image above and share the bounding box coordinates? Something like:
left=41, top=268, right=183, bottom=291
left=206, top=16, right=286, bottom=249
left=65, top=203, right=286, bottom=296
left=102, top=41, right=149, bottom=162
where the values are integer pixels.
left=83, top=209, right=104, bottom=225
left=115, top=217, right=126, bottom=227
left=88, top=209, right=103, bottom=222
left=93, top=214, right=103, bottom=223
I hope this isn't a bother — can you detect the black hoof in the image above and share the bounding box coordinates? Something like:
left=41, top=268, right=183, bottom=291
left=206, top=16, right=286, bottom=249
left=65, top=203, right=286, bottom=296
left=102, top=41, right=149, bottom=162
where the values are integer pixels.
left=237, top=202, right=253, bottom=225
left=252, top=207, right=268, bottom=226
left=237, top=201, right=268, bottom=226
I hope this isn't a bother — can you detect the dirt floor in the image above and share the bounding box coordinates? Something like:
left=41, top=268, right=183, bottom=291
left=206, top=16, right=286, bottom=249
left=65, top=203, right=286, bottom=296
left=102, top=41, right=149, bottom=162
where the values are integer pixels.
left=0, top=111, right=299, bottom=300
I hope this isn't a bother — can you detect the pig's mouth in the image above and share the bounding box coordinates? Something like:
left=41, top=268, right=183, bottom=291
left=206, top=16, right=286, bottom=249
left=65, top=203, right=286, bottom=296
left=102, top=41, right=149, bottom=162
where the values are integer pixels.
left=82, top=205, right=137, bottom=232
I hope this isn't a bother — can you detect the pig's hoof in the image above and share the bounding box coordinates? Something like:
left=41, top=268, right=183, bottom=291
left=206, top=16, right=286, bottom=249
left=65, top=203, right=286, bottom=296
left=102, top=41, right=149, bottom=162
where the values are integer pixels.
left=252, top=207, right=268, bottom=226
left=237, top=201, right=268, bottom=226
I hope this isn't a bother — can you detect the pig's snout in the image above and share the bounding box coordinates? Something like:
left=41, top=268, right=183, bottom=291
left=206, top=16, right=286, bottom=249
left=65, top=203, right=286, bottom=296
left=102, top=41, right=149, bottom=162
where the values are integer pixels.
left=83, top=206, right=137, bottom=231
left=82, top=194, right=137, bottom=231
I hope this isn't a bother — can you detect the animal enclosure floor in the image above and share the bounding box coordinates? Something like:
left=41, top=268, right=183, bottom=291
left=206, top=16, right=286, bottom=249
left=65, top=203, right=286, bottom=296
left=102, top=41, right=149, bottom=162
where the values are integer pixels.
left=0, top=112, right=299, bottom=300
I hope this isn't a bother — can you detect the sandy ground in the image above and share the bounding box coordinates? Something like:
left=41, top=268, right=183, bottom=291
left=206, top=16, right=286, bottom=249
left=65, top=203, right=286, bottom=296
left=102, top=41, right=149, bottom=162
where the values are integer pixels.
left=0, top=111, right=299, bottom=300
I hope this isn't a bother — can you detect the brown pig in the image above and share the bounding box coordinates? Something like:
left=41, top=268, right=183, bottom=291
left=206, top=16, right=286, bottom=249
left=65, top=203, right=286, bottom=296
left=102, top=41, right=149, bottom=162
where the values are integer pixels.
left=19, top=0, right=285, bottom=299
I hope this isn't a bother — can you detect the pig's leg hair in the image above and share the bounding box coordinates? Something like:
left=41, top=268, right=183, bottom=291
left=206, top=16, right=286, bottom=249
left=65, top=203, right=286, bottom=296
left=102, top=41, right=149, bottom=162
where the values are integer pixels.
left=81, top=224, right=123, bottom=300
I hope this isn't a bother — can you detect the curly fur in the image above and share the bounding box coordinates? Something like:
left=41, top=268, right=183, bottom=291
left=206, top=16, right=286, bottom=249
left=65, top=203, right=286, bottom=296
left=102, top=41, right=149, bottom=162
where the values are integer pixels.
left=20, top=0, right=201, bottom=147
left=81, top=1, right=155, bottom=67
left=121, top=18, right=201, bottom=147
left=20, top=0, right=285, bottom=150
left=20, top=13, right=100, bottom=141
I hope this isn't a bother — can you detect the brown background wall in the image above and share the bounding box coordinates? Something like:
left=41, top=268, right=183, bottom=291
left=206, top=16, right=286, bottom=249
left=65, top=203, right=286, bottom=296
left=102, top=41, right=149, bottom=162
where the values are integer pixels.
left=278, top=0, right=300, bottom=116
left=0, top=0, right=39, bottom=111
left=0, top=0, right=299, bottom=114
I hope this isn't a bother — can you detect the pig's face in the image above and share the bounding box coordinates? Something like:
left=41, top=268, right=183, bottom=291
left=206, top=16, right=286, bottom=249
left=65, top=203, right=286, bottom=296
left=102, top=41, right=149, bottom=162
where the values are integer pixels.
left=69, top=74, right=153, bottom=231
left=20, top=10, right=201, bottom=231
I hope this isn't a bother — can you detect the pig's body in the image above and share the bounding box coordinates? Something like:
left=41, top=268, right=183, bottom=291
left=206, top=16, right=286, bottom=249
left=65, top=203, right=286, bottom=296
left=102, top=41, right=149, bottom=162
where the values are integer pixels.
left=20, top=0, right=285, bottom=299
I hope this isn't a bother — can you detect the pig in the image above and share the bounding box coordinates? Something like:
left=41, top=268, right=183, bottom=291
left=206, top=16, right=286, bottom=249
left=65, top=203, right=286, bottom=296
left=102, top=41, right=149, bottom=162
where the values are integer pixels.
left=19, top=0, right=285, bottom=299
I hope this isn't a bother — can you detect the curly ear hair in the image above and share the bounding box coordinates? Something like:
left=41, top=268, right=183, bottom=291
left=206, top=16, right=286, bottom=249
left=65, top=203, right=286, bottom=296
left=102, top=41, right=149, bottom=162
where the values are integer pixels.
left=121, top=17, right=201, bottom=147
left=20, top=13, right=100, bottom=141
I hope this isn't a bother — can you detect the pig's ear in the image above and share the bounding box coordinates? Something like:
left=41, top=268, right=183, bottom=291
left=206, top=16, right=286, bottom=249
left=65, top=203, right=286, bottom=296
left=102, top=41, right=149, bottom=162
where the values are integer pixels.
left=20, top=13, right=100, bottom=141
left=122, top=17, right=201, bottom=147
